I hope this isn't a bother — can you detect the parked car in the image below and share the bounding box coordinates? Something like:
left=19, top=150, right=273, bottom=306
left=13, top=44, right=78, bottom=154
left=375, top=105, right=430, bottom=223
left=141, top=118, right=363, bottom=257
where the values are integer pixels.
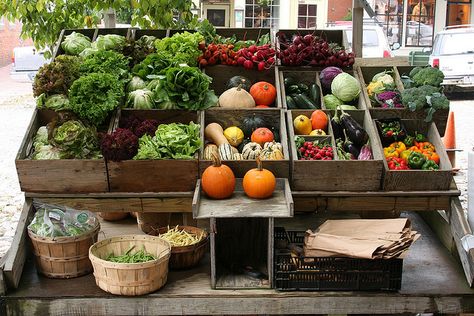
left=429, top=25, right=474, bottom=92
left=11, top=46, right=49, bottom=81
left=326, top=22, right=393, bottom=58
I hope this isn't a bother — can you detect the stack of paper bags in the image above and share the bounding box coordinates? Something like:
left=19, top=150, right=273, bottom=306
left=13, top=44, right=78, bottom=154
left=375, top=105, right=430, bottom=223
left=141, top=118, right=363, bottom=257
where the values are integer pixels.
left=304, top=218, right=420, bottom=259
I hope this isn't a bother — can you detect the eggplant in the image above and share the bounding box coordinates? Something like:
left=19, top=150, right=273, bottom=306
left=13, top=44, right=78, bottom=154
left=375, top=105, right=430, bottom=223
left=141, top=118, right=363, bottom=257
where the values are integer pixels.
left=330, top=107, right=344, bottom=140
left=340, top=110, right=368, bottom=146
left=343, top=130, right=360, bottom=159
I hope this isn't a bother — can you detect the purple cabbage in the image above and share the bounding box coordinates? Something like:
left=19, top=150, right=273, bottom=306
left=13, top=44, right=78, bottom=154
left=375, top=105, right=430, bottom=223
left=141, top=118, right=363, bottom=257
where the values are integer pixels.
left=319, top=66, right=343, bottom=91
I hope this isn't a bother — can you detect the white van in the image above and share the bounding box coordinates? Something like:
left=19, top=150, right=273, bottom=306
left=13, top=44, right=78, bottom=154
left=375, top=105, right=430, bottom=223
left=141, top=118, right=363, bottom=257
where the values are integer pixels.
left=429, top=25, right=474, bottom=92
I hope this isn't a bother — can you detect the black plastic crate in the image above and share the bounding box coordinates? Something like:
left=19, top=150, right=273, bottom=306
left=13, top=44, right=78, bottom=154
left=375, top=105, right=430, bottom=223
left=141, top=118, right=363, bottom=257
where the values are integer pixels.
left=274, top=227, right=403, bottom=291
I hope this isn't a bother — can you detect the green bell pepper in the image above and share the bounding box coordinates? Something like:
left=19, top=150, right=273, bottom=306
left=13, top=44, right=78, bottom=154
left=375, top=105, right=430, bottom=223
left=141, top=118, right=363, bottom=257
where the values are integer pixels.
left=408, top=151, right=426, bottom=169
left=403, top=135, right=415, bottom=147
left=415, top=132, right=426, bottom=143
left=422, top=160, right=439, bottom=170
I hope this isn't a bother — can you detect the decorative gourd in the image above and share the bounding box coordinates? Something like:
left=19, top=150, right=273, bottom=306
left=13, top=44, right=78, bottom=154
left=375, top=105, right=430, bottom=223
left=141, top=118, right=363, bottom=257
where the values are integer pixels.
left=243, top=158, right=276, bottom=199
left=231, top=146, right=239, bottom=154
left=233, top=153, right=244, bottom=160
left=242, top=142, right=262, bottom=160
left=251, top=127, right=274, bottom=146
left=263, top=141, right=283, bottom=152
left=201, top=154, right=235, bottom=199
left=223, top=126, right=244, bottom=147
left=249, top=81, right=277, bottom=106
left=204, top=143, right=219, bottom=160
left=237, top=138, right=251, bottom=153
left=260, top=145, right=284, bottom=160
left=293, top=115, right=312, bottom=135
left=226, top=76, right=252, bottom=91
left=241, top=114, right=266, bottom=136
left=218, top=143, right=234, bottom=160
left=218, top=85, right=256, bottom=108
left=205, top=123, right=229, bottom=146
left=309, top=129, right=326, bottom=136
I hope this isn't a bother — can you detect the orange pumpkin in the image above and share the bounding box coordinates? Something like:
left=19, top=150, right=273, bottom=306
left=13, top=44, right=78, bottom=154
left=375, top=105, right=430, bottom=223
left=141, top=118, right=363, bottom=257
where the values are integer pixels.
left=310, top=110, right=328, bottom=131
left=250, top=81, right=277, bottom=106
left=201, top=154, right=235, bottom=199
left=251, top=127, right=274, bottom=146
left=256, top=104, right=270, bottom=108
left=243, top=158, right=276, bottom=199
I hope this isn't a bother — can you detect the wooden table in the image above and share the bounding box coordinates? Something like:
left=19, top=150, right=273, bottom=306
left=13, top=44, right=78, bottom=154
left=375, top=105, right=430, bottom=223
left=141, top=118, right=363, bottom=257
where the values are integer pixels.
left=2, top=210, right=474, bottom=315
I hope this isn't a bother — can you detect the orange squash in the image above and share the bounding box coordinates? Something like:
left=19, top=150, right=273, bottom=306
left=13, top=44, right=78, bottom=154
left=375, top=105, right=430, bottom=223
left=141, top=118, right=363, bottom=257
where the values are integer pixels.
left=201, top=154, right=235, bottom=199
left=310, top=110, right=328, bottom=131
left=250, top=81, right=277, bottom=106
left=243, top=158, right=276, bottom=199
left=251, top=127, right=274, bottom=146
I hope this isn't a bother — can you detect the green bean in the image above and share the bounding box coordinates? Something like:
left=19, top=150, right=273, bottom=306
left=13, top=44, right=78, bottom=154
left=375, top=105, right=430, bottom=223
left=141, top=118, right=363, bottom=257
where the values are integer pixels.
left=106, top=245, right=156, bottom=263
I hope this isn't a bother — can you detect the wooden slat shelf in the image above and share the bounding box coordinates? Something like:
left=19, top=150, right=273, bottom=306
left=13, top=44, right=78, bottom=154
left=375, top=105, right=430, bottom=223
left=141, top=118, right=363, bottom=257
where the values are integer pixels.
left=3, top=212, right=474, bottom=315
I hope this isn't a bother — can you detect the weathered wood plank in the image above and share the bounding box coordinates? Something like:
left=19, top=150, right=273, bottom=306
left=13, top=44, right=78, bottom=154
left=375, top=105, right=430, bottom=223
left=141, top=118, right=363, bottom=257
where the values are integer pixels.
left=32, top=198, right=143, bottom=213
left=354, top=56, right=409, bottom=67
left=419, top=210, right=456, bottom=255
left=25, top=192, right=194, bottom=198
left=141, top=197, right=193, bottom=213
left=3, top=200, right=34, bottom=289
left=450, top=197, right=474, bottom=287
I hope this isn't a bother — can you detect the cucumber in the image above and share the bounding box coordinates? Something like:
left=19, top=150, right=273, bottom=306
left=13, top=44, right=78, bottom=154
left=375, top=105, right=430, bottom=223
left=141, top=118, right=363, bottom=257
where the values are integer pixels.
left=285, top=95, right=298, bottom=109
left=293, top=93, right=318, bottom=109
left=286, top=84, right=301, bottom=95
left=297, top=83, right=309, bottom=93
left=309, top=83, right=321, bottom=104
left=284, top=76, right=296, bottom=88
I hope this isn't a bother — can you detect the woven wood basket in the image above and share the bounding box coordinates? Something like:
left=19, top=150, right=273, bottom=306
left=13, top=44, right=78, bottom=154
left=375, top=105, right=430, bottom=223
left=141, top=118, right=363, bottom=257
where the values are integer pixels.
left=99, top=212, right=129, bottom=221
left=89, top=235, right=171, bottom=296
left=152, top=226, right=208, bottom=270
left=28, top=222, right=100, bottom=279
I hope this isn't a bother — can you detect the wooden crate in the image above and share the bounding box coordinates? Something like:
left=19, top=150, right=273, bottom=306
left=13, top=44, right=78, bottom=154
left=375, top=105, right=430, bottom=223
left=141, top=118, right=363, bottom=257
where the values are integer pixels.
left=93, top=27, right=132, bottom=40
left=390, top=65, right=449, bottom=135
left=373, top=119, right=453, bottom=191
left=107, top=109, right=201, bottom=192
left=15, top=109, right=109, bottom=193
left=199, top=109, right=290, bottom=178
left=289, top=110, right=384, bottom=191
left=204, top=65, right=280, bottom=107
left=278, top=70, right=322, bottom=109
left=52, top=28, right=97, bottom=59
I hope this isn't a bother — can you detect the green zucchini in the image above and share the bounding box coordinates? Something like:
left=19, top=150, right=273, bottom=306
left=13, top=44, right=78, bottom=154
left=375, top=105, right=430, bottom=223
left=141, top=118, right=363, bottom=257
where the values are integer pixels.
left=297, top=83, right=309, bottom=93
left=286, top=84, right=301, bottom=95
left=309, top=83, right=321, bottom=105
left=284, top=76, right=296, bottom=88
left=293, top=93, right=318, bottom=109
left=285, top=95, right=297, bottom=109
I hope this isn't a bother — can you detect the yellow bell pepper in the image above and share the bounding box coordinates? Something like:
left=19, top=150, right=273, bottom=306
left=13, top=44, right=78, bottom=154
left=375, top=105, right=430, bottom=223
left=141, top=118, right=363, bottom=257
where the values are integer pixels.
left=384, top=146, right=399, bottom=158
left=400, top=150, right=413, bottom=163
left=390, top=141, right=407, bottom=154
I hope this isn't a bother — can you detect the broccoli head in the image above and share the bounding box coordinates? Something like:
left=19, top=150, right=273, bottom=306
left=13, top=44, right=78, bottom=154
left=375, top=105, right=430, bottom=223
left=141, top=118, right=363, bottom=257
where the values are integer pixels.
left=424, top=92, right=450, bottom=122
left=412, top=66, right=445, bottom=87
left=401, top=85, right=440, bottom=111
left=409, top=66, right=423, bottom=78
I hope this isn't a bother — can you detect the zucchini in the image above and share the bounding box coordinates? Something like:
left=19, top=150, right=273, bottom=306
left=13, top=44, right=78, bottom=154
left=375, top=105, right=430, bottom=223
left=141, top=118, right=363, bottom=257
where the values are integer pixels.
left=309, top=83, right=321, bottom=105
left=297, top=83, right=309, bottom=93
left=284, top=76, right=296, bottom=88
left=285, top=95, right=297, bottom=109
left=286, top=84, right=301, bottom=95
left=293, top=93, right=318, bottom=109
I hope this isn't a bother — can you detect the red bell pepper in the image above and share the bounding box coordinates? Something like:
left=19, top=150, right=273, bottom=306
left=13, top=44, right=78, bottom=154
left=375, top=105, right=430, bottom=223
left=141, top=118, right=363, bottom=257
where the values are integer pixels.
left=387, top=157, right=410, bottom=170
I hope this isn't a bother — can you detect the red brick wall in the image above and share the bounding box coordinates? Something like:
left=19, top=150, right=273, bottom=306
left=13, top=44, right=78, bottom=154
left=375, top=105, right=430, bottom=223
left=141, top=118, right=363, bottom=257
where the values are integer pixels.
left=0, top=18, right=33, bottom=67
left=327, top=0, right=353, bottom=22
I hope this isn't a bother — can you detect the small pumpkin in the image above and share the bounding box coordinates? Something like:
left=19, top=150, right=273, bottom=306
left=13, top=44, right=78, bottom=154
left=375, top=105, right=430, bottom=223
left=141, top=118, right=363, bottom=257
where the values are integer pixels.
left=204, top=143, right=219, bottom=160
left=242, top=114, right=266, bottom=136
left=201, top=154, right=236, bottom=199
left=310, top=110, right=328, bottom=131
left=226, top=75, right=252, bottom=91
left=251, top=127, right=274, bottom=146
left=256, top=105, right=270, bottom=108
left=293, top=115, right=312, bottom=135
left=249, top=81, right=277, bottom=106
left=242, top=142, right=262, bottom=160
left=219, top=85, right=256, bottom=108
left=309, top=129, right=326, bottom=136
left=205, top=123, right=229, bottom=146
left=219, top=143, right=234, bottom=160
left=243, top=157, right=276, bottom=199
left=223, top=126, right=244, bottom=147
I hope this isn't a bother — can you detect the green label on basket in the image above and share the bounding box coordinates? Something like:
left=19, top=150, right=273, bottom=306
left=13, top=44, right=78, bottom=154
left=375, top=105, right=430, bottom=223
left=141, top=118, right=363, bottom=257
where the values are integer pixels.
left=76, top=212, right=89, bottom=224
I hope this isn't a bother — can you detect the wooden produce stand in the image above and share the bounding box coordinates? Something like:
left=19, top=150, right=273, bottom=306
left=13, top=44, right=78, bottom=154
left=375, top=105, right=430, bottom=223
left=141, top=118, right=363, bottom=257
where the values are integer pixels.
left=2, top=26, right=474, bottom=315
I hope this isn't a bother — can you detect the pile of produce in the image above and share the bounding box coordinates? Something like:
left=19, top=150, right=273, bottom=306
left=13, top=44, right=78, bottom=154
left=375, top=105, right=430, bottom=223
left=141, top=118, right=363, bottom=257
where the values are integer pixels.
left=320, top=68, right=361, bottom=110
left=283, top=76, right=320, bottom=109
left=28, top=201, right=98, bottom=237
left=292, top=110, right=328, bottom=136
left=295, top=138, right=334, bottom=161
left=106, top=245, right=156, bottom=263
left=400, top=66, right=449, bottom=121
left=332, top=108, right=373, bottom=160
left=365, top=70, right=403, bottom=109
left=158, top=226, right=205, bottom=247
left=204, top=117, right=284, bottom=161
left=276, top=32, right=355, bottom=67
left=219, top=76, right=277, bottom=108
left=383, top=131, right=440, bottom=170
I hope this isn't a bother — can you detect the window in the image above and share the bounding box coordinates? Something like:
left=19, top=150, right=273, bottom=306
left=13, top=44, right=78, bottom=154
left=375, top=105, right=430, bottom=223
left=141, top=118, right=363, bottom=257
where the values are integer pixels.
left=298, top=4, right=317, bottom=29
left=446, top=0, right=471, bottom=26
left=406, top=0, right=435, bottom=46
left=244, top=0, right=280, bottom=28
left=373, top=0, right=404, bottom=46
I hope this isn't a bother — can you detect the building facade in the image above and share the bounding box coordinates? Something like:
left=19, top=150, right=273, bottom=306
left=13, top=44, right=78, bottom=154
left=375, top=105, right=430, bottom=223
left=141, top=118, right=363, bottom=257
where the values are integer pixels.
left=0, top=18, right=32, bottom=67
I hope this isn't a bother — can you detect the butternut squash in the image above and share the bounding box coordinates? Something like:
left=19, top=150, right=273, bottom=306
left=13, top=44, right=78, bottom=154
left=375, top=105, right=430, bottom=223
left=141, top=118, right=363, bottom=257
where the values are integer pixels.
left=205, top=123, right=229, bottom=146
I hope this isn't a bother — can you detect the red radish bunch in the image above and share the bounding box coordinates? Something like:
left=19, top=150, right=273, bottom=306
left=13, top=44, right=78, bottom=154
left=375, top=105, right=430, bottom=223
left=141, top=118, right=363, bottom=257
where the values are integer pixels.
left=298, top=141, right=334, bottom=160
left=277, top=32, right=355, bottom=67
left=234, top=44, right=276, bottom=71
left=198, top=43, right=238, bottom=67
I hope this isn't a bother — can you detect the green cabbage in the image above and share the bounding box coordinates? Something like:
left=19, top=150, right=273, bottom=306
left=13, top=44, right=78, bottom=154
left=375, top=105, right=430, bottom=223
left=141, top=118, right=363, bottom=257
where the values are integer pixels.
left=323, top=94, right=343, bottom=110
left=61, top=32, right=92, bottom=55
left=127, top=76, right=147, bottom=92
left=93, top=34, right=126, bottom=51
left=127, top=89, right=154, bottom=109
left=331, top=72, right=361, bottom=102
